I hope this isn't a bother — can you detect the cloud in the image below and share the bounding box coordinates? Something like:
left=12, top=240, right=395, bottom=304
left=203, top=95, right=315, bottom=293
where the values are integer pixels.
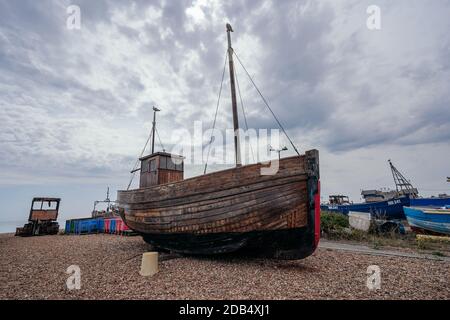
left=0, top=0, right=448, bottom=205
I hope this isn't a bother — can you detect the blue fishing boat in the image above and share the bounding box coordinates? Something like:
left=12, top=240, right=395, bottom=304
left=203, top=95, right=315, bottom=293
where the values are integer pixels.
left=321, top=160, right=418, bottom=219
left=321, top=196, right=410, bottom=219
left=403, top=206, right=450, bottom=235
left=410, top=197, right=450, bottom=207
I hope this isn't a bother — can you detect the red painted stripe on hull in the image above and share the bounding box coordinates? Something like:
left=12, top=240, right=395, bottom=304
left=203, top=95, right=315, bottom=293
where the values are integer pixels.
left=314, top=180, right=321, bottom=248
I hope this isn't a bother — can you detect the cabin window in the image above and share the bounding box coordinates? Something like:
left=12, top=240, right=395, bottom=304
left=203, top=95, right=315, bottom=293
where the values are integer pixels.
left=141, top=160, right=148, bottom=173
left=159, top=156, right=167, bottom=169
left=32, top=201, right=57, bottom=210
left=32, top=201, right=43, bottom=210
left=175, top=162, right=183, bottom=171
left=149, top=159, right=156, bottom=172
left=167, top=157, right=176, bottom=170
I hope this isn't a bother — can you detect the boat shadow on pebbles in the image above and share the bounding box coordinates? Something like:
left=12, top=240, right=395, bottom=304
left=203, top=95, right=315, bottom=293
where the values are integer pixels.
left=170, top=248, right=319, bottom=273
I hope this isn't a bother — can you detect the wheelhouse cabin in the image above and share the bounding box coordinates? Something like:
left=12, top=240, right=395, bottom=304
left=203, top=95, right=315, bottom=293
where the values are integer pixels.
left=29, top=197, right=60, bottom=221
left=328, top=195, right=350, bottom=205
left=139, top=152, right=184, bottom=188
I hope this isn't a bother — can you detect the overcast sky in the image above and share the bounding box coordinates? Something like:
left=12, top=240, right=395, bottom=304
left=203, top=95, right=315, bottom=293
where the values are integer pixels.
left=0, top=0, right=449, bottom=229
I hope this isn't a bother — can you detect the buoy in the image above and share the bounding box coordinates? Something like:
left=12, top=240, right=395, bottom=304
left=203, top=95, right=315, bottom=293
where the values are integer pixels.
left=139, top=252, right=159, bottom=277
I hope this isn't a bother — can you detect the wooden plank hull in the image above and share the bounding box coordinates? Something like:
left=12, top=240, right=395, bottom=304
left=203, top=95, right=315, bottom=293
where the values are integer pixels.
left=117, top=150, right=320, bottom=259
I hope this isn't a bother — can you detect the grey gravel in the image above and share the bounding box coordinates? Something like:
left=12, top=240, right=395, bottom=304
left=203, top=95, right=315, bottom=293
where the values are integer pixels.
left=0, top=233, right=449, bottom=300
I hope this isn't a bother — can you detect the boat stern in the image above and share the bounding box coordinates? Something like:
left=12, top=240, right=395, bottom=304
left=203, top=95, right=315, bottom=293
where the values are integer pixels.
left=307, top=149, right=321, bottom=252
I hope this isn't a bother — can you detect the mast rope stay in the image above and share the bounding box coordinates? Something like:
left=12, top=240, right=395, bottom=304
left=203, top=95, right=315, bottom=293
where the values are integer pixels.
left=235, top=64, right=256, bottom=163
left=204, top=51, right=228, bottom=174
left=155, top=127, right=165, bottom=151
left=233, top=50, right=301, bottom=156
left=126, top=124, right=154, bottom=190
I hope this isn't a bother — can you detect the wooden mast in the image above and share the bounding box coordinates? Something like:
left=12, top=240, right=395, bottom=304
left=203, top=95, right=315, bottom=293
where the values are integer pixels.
left=226, top=23, right=242, bottom=167
left=151, top=106, right=160, bottom=154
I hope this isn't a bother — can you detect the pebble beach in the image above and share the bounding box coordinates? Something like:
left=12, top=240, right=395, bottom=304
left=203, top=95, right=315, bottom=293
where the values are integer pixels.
left=0, top=233, right=449, bottom=300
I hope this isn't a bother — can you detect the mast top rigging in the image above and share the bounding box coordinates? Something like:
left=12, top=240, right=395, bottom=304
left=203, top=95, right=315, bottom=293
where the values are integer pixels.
left=127, top=106, right=165, bottom=190
left=204, top=23, right=301, bottom=173
left=151, top=106, right=160, bottom=154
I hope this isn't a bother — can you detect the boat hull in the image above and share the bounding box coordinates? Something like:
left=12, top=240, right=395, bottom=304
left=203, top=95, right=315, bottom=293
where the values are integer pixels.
left=403, top=206, right=450, bottom=235
left=320, top=196, right=410, bottom=219
left=410, top=197, right=450, bottom=207
left=140, top=226, right=315, bottom=259
left=117, top=150, right=320, bottom=259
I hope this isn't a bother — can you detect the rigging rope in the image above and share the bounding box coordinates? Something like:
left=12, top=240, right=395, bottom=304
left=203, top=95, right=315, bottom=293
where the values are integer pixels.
left=126, top=125, right=154, bottom=190
left=233, top=51, right=301, bottom=156
left=235, top=65, right=256, bottom=163
left=155, top=127, right=165, bottom=151
left=204, top=51, right=228, bottom=174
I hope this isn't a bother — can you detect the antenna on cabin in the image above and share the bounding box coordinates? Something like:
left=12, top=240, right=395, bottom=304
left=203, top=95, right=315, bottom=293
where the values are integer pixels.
left=126, top=106, right=161, bottom=190
left=388, top=159, right=418, bottom=198
left=269, top=145, right=288, bottom=161
left=151, top=106, right=160, bottom=154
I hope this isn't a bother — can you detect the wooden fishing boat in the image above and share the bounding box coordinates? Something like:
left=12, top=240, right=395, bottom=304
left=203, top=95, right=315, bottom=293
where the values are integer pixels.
left=117, top=24, right=320, bottom=259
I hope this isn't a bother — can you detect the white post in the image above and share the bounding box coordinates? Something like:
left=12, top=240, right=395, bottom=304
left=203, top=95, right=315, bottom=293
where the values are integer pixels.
left=139, top=252, right=159, bottom=277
